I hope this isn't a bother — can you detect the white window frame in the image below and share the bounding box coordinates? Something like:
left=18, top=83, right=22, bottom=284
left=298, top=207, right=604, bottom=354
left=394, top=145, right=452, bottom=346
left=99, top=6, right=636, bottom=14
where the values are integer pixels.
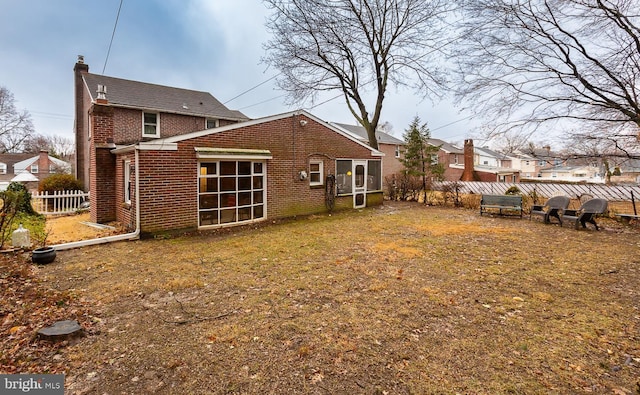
left=394, top=145, right=400, bottom=158
left=309, top=160, right=323, bottom=186
left=197, top=159, right=268, bottom=228
left=0, top=163, right=6, bottom=175
left=206, top=118, right=219, bottom=129
left=124, top=160, right=132, bottom=204
left=142, top=112, right=160, bottom=138
left=30, top=164, right=39, bottom=174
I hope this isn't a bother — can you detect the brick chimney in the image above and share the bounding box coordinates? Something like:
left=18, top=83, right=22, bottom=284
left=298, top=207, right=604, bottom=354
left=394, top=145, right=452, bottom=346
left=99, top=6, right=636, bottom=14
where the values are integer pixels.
left=74, top=55, right=90, bottom=190
left=38, top=150, right=49, bottom=177
left=460, top=139, right=477, bottom=181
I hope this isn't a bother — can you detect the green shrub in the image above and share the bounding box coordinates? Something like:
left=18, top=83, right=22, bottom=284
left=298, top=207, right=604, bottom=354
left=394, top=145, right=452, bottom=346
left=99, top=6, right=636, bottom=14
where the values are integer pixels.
left=39, top=174, right=83, bottom=193
left=505, top=186, right=522, bottom=195
left=6, top=182, right=38, bottom=215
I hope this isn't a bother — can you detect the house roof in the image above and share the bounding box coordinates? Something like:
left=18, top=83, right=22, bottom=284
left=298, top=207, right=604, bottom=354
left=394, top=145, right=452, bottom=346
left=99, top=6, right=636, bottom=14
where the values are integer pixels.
left=83, top=73, right=249, bottom=121
left=426, top=138, right=463, bottom=154
left=0, top=154, right=34, bottom=173
left=113, top=110, right=384, bottom=157
left=331, top=122, right=405, bottom=145
left=475, top=146, right=510, bottom=159
left=13, top=154, right=70, bottom=173
left=11, top=172, right=39, bottom=182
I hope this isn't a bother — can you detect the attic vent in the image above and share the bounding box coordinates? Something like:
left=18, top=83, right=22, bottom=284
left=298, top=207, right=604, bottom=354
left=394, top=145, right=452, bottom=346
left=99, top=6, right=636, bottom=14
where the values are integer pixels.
left=97, top=85, right=107, bottom=100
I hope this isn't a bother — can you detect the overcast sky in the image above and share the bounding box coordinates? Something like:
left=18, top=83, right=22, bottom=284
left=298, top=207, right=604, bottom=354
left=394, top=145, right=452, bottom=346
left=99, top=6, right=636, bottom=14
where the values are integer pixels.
left=0, top=0, right=480, bottom=145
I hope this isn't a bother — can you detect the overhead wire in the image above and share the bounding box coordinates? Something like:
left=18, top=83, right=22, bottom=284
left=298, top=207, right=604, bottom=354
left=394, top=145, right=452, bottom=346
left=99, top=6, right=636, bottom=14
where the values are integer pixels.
left=224, top=74, right=281, bottom=104
left=102, top=0, right=124, bottom=75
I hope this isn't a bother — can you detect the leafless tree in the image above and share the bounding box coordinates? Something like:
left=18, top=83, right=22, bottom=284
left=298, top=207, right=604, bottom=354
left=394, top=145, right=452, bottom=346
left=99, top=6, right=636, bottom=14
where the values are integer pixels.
left=454, top=0, right=640, bottom=157
left=23, top=133, right=74, bottom=161
left=263, top=0, right=451, bottom=149
left=0, top=86, right=35, bottom=153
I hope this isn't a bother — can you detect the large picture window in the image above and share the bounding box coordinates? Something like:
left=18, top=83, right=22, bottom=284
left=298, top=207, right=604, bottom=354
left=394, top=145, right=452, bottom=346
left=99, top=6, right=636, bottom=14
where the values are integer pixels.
left=198, top=160, right=266, bottom=227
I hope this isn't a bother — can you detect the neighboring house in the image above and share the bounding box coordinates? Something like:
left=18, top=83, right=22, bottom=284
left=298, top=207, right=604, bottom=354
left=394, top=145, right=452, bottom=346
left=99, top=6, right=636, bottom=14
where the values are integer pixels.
left=611, top=159, right=640, bottom=184
left=331, top=122, right=404, bottom=182
left=529, top=146, right=566, bottom=176
left=538, top=165, right=604, bottom=183
left=456, top=140, right=521, bottom=182
left=74, top=57, right=383, bottom=234
left=509, top=152, right=539, bottom=180
left=426, top=138, right=464, bottom=181
left=0, top=151, right=71, bottom=190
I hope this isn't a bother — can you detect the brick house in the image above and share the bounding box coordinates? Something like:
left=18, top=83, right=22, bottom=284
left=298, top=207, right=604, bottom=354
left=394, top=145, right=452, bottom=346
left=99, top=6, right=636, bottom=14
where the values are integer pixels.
left=458, top=139, right=521, bottom=182
left=74, top=57, right=383, bottom=234
left=0, top=151, right=71, bottom=190
left=331, top=122, right=405, bottom=181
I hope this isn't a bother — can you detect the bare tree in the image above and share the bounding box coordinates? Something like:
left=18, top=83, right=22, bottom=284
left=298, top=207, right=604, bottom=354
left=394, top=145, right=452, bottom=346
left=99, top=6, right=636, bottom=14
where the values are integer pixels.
left=263, top=0, right=450, bottom=149
left=0, top=86, right=35, bottom=153
left=454, top=0, right=640, bottom=157
left=23, top=133, right=74, bottom=161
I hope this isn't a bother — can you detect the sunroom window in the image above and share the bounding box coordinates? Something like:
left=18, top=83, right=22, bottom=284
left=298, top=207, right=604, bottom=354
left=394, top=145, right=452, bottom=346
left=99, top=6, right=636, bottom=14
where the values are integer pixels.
left=198, top=160, right=265, bottom=227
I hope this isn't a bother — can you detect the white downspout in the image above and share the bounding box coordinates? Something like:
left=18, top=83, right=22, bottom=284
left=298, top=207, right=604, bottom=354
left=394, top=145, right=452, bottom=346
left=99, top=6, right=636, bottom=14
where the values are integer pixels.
left=52, top=148, right=141, bottom=251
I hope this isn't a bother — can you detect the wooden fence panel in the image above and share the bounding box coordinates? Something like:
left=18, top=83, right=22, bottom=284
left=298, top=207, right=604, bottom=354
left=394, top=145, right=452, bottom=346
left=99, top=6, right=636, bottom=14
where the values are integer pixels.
left=431, top=181, right=640, bottom=202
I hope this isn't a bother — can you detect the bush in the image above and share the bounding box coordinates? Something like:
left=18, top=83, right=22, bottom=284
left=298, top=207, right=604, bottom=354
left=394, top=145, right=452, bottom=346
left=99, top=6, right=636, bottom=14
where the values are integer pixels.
left=6, top=182, right=38, bottom=215
left=505, top=186, right=522, bottom=195
left=39, top=174, right=83, bottom=193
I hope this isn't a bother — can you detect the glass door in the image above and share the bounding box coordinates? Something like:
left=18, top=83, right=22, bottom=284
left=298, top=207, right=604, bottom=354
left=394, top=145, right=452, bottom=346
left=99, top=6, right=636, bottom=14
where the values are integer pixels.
left=353, top=160, right=367, bottom=209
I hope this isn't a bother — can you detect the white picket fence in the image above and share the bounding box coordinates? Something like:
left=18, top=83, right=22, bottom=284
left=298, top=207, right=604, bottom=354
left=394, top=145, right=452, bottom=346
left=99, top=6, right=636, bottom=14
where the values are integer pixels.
left=31, top=190, right=89, bottom=215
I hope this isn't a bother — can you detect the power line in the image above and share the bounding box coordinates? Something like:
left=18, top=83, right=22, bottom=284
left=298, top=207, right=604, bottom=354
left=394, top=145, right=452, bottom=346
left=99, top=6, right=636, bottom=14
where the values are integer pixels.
left=431, top=114, right=474, bottom=131
left=102, top=0, right=124, bottom=75
left=237, top=94, right=287, bottom=110
left=224, top=74, right=281, bottom=104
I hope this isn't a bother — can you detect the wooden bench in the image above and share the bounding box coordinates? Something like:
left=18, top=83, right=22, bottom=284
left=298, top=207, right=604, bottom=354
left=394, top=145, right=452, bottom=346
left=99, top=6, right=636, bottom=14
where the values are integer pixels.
left=615, top=214, right=640, bottom=224
left=480, top=195, right=522, bottom=217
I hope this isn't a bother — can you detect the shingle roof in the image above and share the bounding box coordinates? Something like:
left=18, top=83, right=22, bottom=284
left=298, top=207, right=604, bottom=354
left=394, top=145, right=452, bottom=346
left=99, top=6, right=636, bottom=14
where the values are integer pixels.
left=331, top=122, right=404, bottom=145
left=83, top=73, right=249, bottom=121
left=0, top=154, right=35, bottom=174
left=426, top=138, right=463, bottom=154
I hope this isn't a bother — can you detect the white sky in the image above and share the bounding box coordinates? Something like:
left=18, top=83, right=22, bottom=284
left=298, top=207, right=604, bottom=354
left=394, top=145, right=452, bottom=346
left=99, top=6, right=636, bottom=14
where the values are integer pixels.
left=0, top=0, right=481, bottom=145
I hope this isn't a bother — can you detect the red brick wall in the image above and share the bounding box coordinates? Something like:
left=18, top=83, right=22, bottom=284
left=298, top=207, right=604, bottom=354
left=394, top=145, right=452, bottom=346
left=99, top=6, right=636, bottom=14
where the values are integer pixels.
left=114, top=153, right=136, bottom=231
left=74, top=61, right=90, bottom=190
left=130, top=114, right=378, bottom=233
left=112, top=109, right=214, bottom=144
left=378, top=143, right=403, bottom=181
left=89, top=104, right=116, bottom=223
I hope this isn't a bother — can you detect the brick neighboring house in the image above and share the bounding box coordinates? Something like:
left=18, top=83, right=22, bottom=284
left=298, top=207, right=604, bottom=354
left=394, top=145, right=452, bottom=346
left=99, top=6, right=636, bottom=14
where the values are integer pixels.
left=458, top=139, right=521, bottom=182
left=331, top=122, right=404, bottom=181
left=0, top=151, right=71, bottom=190
left=74, top=58, right=383, bottom=234
left=425, top=138, right=464, bottom=181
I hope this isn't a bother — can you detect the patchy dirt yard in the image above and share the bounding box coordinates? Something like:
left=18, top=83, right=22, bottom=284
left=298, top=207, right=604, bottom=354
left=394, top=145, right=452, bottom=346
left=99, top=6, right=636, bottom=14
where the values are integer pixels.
left=3, top=203, right=640, bottom=394
left=45, top=212, right=125, bottom=245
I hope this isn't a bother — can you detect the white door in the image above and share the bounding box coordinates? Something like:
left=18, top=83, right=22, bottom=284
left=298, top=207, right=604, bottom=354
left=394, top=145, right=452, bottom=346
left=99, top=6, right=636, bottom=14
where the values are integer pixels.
left=353, top=160, right=367, bottom=209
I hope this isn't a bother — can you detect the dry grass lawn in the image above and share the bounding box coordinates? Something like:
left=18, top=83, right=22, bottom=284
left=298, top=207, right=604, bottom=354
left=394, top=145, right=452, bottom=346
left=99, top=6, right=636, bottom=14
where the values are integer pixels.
left=26, top=203, right=640, bottom=393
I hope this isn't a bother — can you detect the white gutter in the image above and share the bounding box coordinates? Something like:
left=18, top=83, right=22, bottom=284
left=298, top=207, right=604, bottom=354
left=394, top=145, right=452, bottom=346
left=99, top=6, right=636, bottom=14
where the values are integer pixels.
left=52, top=149, right=141, bottom=251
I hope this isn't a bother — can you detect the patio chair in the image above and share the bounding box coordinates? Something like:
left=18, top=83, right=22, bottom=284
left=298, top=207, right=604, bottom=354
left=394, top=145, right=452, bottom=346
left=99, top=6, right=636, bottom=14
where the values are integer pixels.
left=530, top=195, right=570, bottom=225
left=562, top=198, right=608, bottom=230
